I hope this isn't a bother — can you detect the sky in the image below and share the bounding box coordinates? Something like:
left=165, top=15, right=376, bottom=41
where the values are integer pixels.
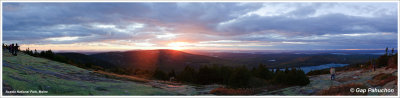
left=2, top=2, right=398, bottom=52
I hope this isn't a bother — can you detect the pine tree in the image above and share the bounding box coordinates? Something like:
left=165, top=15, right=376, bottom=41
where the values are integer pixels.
left=153, top=69, right=168, bottom=80
left=34, top=49, right=38, bottom=57
left=177, top=66, right=197, bottom=83
left=385, top=47, right=388, bottom=56
left=391, top=48, right=394, bottom=56
left=168, top=69, right=176, bottom=78
left=228, top=66, right=251, bottom=88
left=197, top=66, right=212, bottom=84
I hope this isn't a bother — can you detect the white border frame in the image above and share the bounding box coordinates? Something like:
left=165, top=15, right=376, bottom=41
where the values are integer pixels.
left=0, top=0, right=399, bottom=98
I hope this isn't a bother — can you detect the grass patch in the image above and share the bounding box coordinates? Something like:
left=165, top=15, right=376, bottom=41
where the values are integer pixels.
left=93, top=70, right=150, bottom=83
left=3, top=50, right=175, bottom=95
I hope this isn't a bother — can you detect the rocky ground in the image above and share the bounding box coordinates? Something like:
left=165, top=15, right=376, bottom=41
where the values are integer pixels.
left=260, top=67, right=398, bottom=95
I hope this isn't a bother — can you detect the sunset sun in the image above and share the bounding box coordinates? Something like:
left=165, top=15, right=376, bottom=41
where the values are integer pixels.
left=167, top=42, right=189, bottom=50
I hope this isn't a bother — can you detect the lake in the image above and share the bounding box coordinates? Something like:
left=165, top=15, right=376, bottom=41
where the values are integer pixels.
left=278, top=63, right=349, bottom=74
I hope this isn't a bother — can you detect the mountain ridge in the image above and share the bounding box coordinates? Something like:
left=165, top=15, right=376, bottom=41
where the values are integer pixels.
left=89, top=49, right=239, bottom=72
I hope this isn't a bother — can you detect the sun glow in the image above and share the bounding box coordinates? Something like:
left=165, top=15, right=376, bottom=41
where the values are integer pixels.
left=167, top=42, right=189, bottom=50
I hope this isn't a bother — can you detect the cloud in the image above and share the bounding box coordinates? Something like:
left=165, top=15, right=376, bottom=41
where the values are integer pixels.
left=2, top=2, right=398, bottom=50
left=216, top=5, right=397, bottom=36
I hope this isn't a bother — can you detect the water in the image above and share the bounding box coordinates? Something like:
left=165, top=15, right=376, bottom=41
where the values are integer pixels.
left=277, top=63, right=349, bottom=74
left=301, top=63, right=349, bottom=73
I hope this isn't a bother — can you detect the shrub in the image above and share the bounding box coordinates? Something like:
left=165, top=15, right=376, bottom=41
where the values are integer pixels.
left=153, top=69, right=168, bottom=80
left=247, top=77, right=268, bottom=88
left=228, top=66, right=252, bottom=88
left=368, top=73, right=397, bottom=86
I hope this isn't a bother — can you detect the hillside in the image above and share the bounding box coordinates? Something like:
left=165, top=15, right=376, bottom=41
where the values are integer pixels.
left=2, top=50, right=176, bottom=95
left=89, top=49, right=238, bottom=72
left=57, top=53, right=117, bottom=69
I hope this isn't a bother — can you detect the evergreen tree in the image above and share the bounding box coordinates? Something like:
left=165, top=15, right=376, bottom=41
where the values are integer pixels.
left=293, top=69, right=310, bottom=86
left=34, top=49, right=38, bottom=57
left=228, top=66, right=251, bottom=88
left=176, top=66, right=197, bottom=83
left=273, top=69, right=285, bottom=84
left=385, top=47, right=388, bottom=56
left=197, top=66, right=212, bottom=84
left=153, top=69, right=168, bottom=80
left=284, top=67, right=289, bottom=73
left=168, top=69, right=176, bottom=78
left=392, top=48, right=394, bottom=56
left=252, top=64, right=273, bottom=80
left=219, top=66, right=233, bottom=85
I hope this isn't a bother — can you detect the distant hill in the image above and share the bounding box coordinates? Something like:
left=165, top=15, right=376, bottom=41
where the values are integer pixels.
left=57, top=52, right=116, bottom=69
left=89, top=49, right=238, bottom=72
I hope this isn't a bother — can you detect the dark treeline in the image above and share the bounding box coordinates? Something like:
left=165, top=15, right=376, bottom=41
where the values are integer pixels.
left=153, top=64, right=310, bottom=88
left=22, top=48, right=131, bottom=75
